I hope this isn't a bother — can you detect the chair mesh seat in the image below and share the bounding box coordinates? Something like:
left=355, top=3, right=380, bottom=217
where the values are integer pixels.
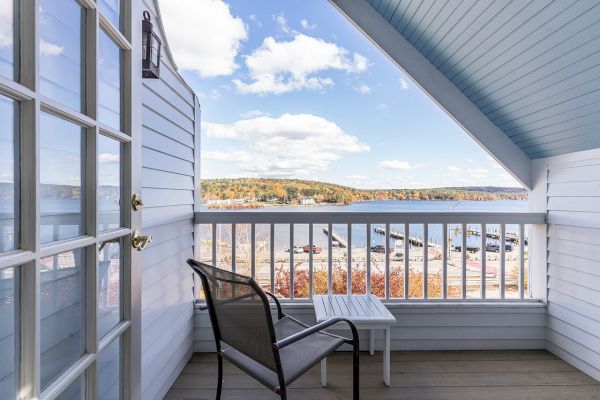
left=222, top=316, right=345, bottom=390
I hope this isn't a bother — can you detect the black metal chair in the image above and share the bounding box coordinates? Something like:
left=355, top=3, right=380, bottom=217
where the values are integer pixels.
left=187, top=259, right=360, bottom=400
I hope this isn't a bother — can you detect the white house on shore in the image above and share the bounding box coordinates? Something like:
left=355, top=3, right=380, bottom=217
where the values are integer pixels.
left=0, top=1, right=600, bottom=399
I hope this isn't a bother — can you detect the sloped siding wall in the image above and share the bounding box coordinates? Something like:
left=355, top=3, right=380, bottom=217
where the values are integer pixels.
left=140, top=1, right=199, bottom=399
left=543, top=148, right=600, bottom=381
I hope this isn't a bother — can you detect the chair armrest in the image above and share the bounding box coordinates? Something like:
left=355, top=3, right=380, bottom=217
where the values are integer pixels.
left=274, top=317, right=359, bottom=349
left=265, top=291, right=284, bottom=320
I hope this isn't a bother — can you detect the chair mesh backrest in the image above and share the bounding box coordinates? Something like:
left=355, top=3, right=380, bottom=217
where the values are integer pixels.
left=189, top=261, right=277, bottom=371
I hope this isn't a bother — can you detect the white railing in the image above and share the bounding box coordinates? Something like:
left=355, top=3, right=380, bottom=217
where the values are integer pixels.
left=194, top=211, right=545, bottom=302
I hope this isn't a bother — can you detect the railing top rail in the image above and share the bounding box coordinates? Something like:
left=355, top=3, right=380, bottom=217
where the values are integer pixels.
left=195, top=211, right=546, bottom=225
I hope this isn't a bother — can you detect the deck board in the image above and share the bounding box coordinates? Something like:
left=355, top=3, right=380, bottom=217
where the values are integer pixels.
left=165, top=350, right=600, bottom=399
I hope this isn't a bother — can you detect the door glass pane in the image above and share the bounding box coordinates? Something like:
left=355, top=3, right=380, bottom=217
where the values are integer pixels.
left=40, top=249, right=85, bottom=390
left=98, top=338, right=121, bottom=400
left=0, top=95, right=18, bottom=252
left=98, top=135, right=122, bottom=232
left=40, top=113, right=84, bottom=244
left=99, top=30, right=122, bottom=131
left=98, top=0, right=121, bottom=31
left=0, top=0, right=15, bottom=79
left=0, top=267, right=18, bottom=400
left=55, top=374, right=84, bottom=400
left=98, top=239, right=122, bottom=338
left=39, top=0, right=84, bottom=112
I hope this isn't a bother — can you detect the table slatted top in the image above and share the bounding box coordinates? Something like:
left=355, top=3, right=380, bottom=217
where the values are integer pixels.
left=313, top=295, right=396, bottom=325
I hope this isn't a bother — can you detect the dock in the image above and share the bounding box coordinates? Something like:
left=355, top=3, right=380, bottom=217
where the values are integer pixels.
left=466, top=229, right=525, bottom=244
left=322, top=226, right=347, bottom=248
left=372, top=227, right=440, bottom=248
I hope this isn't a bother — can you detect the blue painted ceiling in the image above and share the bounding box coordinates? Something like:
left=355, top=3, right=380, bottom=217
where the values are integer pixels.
left=368, top=0, right=600, bottom=159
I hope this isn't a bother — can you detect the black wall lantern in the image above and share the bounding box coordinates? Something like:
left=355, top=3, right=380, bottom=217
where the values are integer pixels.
left=142, top=11, right=161, bottom=79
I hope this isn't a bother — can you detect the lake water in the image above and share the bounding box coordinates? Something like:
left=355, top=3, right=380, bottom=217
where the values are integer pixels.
left=199, top=200, right=529, bottom=250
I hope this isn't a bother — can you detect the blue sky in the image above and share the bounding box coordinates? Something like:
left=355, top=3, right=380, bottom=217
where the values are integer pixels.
left=159, top=0, right=521, bottom=189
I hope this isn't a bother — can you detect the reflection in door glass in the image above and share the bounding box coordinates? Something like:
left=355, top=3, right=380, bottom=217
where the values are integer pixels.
left=0, top=266, right=18, bottom=399
left=40, top=249, right=85, bottom=390
left=40, top=112, right=84, bottom=244
left=98, top=135, right=122, bottom=232
left=98, top=239, right=122, bottom=338
left=0, top=95, right=17, bottom=252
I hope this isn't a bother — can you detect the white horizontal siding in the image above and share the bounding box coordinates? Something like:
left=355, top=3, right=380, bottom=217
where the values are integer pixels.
left=193, top=303, right=546, bottom=353
left=544, top=148, right=600, bottom=382
left=139, top=2, right=198, bottom=399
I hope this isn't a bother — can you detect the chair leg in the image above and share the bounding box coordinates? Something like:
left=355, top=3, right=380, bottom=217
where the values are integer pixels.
left=279, top=385, right=287, bottom=400
left=216, top=353, right=223, bottom=400
left=353, top=339, right=360, bottom=400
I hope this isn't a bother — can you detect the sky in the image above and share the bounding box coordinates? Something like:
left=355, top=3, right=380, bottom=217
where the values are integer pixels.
left=159, top=0, right=521, bottom=189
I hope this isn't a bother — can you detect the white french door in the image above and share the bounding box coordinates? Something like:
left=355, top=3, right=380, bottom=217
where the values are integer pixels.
left=0, top=0, right=143, bottom=399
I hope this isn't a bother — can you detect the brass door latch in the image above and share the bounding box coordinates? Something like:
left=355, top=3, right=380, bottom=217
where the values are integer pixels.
left=132, top=193, right=143, bottom=211
left=132, top=230, right=152, bottom=251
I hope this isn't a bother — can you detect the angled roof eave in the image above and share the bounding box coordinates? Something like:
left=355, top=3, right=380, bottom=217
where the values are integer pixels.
left=329, top=0, right=532, bottom=189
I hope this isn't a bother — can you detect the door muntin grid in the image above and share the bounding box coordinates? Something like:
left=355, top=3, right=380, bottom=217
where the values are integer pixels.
left=0, top=1, right=139, bottom=399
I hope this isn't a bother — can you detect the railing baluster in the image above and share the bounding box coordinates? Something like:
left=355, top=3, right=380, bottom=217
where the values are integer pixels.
left=347, top=223, right=352, bottom=294
left=423, top=223, right=428, bottom=300
left=290, top=224, right=294, bottom=300
left=211, top=223, right=217, bottom=267
left=442, top=223, right=447, bottom=300
left=309, top=223, right=313, bottom=300
left=500, top=223, right=506, bottom=299
left=270, top=224, right=275, bottom=294
left=251, top=223, right=256, bottom=279
left=328, top=223, right=333, bottom=295
left=232, top=223, right=236, bottom=273
left=462, top=223, right=467, bottom=299
left=403, top=224, right=409, bottom=299
left=519, top=223, right=525, bottom=299
left=386, top=223, right=391, bottom=300
left=366, top=223, right=371, bottom=295
left=481, top=224, right=487, bottom=299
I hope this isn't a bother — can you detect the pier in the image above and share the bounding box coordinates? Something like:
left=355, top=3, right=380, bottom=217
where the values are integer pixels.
left=322, top=226, right=347, bottom=248
left=372, top=227, right=440, bottom=248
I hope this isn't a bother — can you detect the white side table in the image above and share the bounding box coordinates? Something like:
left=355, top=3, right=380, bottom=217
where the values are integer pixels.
left=313, top=294, right=397, bottom=386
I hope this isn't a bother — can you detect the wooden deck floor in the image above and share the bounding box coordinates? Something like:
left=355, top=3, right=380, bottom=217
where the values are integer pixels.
left=165, top=350, right=600, bottom=400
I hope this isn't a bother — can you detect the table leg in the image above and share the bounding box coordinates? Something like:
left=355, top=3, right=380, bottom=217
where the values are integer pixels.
left=369, top=329, right=375, bottom=356
left=383, top=325, right=391, bottom=386
left=321, top=358, right=327, bottom=387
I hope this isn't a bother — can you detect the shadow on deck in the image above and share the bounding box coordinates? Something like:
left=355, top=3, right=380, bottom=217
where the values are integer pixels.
left=165, top=350, right=600, bottom=399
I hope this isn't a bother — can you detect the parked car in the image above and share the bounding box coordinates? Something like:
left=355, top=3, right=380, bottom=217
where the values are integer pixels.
left=371, top=245, right=391, bottom=254
left=485, top=243, right=500, bottom=253
left=393, top=252, right=404, bottom=261
left=303, top=244, right=322, bottom=254
left=485, top=243, right=513, bottom=252
left=287, top=245, right=304, bottom=253
left=453, top=245, right=481, bottom=253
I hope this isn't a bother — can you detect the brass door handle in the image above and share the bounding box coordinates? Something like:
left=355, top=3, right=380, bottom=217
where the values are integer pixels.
left=132, top=230, right=152, bottom=251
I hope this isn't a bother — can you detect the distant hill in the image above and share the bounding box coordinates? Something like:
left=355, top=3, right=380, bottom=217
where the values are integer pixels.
left=200, top=178, right=528, bottom=206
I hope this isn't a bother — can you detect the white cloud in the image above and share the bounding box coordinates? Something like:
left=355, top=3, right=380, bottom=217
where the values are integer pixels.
left=379, top=160, right=411, bottom=170
left=240, top=110, right=270, bottom=118
left=399, top=78, right=410, bottom=90
left=233, top=34, right=369, bottom=95
left=40, top=39, right=63, bottom=56
left=0, top=2, right=12, bottom=48
left=467, top=168, right=490, bottom=175
left=159, top=0, right=247, bottom=78
left=273, top=13, right=293, bottom=34
left=99, top=153, right=119, bottom=164
left=356, top=84, right=372, bottom=94
left=249, top=14, right=262, bottom=28
left=446, top=165, right=461, bottom=173
left=375, top=103, right=389, bottom=111
left=300, top=19, right=316, bottom=30
left=203, top=113, right=369, bottom=177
